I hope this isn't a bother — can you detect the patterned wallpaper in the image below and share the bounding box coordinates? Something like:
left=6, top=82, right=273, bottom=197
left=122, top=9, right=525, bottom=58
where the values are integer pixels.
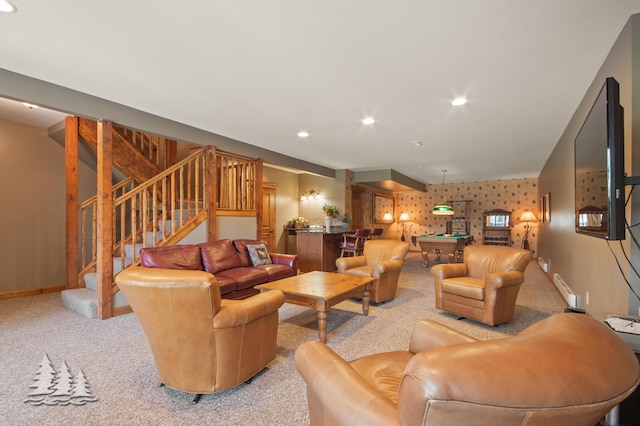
left=390, top=177, right=539, bottom=254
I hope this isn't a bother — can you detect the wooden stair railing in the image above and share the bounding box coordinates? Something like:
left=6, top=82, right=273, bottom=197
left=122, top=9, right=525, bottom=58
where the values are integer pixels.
left=78, top=118, right=162, bottom=184
left=77, top=147, right=209, bottom=288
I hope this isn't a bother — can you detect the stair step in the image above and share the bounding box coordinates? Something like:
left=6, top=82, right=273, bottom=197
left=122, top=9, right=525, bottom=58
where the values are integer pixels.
left=83, top=257, right=132, bottom=290
left=61, top=288, right=97, bottom=319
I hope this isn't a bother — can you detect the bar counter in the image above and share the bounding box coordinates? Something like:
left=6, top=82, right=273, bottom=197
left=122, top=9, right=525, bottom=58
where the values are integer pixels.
left=296, top=228, right=347, bottom=272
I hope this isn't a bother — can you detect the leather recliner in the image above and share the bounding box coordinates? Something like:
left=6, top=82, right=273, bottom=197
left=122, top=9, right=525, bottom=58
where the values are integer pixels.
left=336, top=239, right=410, bottom=303
left=294, top=313, right=640, bottom=426
left=116, top=266, right=285, bottom=403
left=431, top=244, right=531, bottom=325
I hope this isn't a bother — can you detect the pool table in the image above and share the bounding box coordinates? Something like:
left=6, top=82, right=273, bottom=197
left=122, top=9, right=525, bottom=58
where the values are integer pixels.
left=416, top=234, right=474, bottom=268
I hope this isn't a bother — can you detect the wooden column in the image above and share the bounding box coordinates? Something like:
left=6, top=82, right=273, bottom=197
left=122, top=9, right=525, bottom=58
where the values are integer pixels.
left=206, top=147, right=217, bottom=241
left=165, top=139, right=178, bottom=168
left=65, top=116, right=80, bottom=289
left=96, top=121, right=113, bottom=319
left=255, top=158, right=264, bottom=240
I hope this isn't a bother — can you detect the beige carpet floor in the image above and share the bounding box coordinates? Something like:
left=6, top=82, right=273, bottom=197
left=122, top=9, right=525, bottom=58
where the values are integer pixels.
left=0, top=252, right=566, bottom=425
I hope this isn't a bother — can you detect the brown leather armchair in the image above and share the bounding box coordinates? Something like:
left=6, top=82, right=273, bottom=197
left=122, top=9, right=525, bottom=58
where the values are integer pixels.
left=336, top=240, right=410, bottom=303
left=431, top=245, right=531, bottom=325
left=294, top=314, right=640, bottom=426
left=116, top=266, right=285, bottom=403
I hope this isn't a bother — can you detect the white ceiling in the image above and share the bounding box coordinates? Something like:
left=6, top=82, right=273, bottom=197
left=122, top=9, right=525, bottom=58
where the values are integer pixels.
left=1, top=1, right=640, bottom=185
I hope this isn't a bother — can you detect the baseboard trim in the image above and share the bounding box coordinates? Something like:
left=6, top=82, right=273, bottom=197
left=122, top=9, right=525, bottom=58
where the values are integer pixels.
left=112, top=305, right=133, bottom=317
left=0, top=285, right=66, bottom=300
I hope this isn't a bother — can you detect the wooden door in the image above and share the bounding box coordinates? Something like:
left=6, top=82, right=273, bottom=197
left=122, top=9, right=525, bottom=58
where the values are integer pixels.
left=262, top=183, right=277, bottom=250
left=351, top=186, right=366, bottom=230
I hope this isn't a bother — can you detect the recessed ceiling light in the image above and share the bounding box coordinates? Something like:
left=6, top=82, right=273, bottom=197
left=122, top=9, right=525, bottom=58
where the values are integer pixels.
left=297, top=131, right=309, bottom=138
left=0, top=0, right=17, bottom=13
left=362, top=117, right=375, bottom=125
left=451, top=97, right=468, bottom=106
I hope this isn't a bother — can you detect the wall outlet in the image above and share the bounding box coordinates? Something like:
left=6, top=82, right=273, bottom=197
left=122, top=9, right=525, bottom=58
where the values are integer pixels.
left=585, top=291, right=590, bottom=306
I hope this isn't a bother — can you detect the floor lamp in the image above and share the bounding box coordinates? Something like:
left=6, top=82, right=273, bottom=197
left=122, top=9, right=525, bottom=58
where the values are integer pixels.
left=521, top=210, right=537, bottom=251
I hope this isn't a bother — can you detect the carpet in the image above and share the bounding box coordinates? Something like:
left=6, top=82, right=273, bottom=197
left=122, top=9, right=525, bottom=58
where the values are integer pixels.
left=0, top=252, right=566, bottom=425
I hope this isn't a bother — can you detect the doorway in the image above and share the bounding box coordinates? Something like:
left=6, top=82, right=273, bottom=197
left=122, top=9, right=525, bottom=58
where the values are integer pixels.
left=262, top=183, right=277, bottom=250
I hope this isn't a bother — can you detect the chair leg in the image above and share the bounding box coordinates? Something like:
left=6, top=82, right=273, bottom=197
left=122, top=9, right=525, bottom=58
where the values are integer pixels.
left=192, top=394, right=202, bottom=404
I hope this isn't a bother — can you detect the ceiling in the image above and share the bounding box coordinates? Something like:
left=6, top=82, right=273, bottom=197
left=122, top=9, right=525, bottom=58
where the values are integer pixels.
left=1, top=1, right=640, bottom=186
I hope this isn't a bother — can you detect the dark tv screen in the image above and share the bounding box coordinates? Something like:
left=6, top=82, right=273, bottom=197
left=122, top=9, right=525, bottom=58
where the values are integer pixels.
left=574, top=77, right=625, bottom=240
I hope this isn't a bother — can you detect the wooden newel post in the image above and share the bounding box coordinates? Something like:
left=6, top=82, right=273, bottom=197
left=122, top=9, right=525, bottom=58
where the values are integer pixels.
left=96, top=120, right=113, bottom=319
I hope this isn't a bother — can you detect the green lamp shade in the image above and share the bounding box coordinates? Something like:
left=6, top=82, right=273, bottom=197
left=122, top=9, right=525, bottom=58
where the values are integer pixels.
left=433, top=203, right=454, bottom=216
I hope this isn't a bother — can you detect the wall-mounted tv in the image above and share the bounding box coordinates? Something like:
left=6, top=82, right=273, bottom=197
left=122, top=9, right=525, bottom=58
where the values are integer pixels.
left=574, top=77, right=625, bottom=240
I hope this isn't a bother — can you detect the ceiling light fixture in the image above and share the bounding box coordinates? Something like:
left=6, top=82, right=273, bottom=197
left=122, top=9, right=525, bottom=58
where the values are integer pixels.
left=22, top=102, right=39, bottom=110
left=297, top=131, right=309, bottom=138
left=0, top=0, right=17, bottom=13
left=451, top=97, right=468, bottom=106
left=411, top=140, right=423, bottom=147
left=362, top=117, right=375, bottom=125
left=432, top=169, right=455, bottom=216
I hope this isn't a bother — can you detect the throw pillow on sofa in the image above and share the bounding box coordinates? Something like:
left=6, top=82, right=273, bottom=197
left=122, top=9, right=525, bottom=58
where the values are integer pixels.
left=247, top=243, right=272, bottom=266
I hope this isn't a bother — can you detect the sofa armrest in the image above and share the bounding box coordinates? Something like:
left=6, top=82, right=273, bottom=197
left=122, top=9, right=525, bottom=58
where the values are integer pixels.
left=485, top=270, right=525, bottom=291
left=214, top=290, right=285, bottom=328
left=372, top=259, right=404, bottom=277
left=270, top=253, right=297, bottom=269
left=294, top=341, right=400, bottom=426
left=430, top=263, right=468, bottom=280
left=408, top=320, right=477, bottom=353
left=336, top=256, right=366, bottom=272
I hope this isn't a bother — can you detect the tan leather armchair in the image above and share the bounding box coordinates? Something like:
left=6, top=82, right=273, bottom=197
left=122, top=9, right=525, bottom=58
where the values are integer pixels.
left=294, top=314, right=640, bottom=426
left=336, top=240, right=410, bottom=303
left=116, top=266, right=285, bottom=403
left=431, top=245, right=531, bottom=325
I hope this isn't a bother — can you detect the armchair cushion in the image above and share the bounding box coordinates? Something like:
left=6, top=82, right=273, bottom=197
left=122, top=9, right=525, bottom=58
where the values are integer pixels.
left=336, top=240, right=409, bottom=303
left=295, top=314, right=640, bottom=426
left=431, top=245, right=532, bottom=325
left=116, top=266, right=285, bottom=399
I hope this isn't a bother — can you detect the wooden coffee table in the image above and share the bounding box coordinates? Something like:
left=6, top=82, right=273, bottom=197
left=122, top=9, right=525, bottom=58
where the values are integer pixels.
left=256, top=271, right=373, bottom=343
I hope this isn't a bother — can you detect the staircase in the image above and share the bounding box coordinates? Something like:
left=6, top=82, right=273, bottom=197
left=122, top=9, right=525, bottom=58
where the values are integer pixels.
left=61, top=215, right=196, bottom=319
left=61, top=119, right=211, bottom=319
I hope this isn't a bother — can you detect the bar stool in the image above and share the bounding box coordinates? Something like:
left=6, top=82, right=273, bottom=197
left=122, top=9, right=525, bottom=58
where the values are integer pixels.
left=368, top=228, right=383, bottom=239
left=339, top=229, right=371, bottom=257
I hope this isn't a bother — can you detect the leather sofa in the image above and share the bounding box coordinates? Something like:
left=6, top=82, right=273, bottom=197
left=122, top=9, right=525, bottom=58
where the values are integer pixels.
left=139, top=239, right=298, bottom=299
left=116, top=267, right=285, bottom=403
left=336, top=240, right=410, bottom=303
left=431, top=244, right=531, bottom=325
left=294, top=313, right=640, bottom=425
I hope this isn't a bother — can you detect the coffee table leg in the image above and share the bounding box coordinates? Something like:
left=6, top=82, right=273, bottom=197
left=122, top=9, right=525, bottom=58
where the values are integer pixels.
left=362, top=284, right=370, bottom=316
left=317, top=309, right=328, bottom=343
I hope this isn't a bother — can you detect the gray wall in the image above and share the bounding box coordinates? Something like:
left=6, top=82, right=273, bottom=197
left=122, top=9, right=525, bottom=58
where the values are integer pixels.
left=538, top=14, right=640, bottom=316
left=0, top=119, right=96, bottom=292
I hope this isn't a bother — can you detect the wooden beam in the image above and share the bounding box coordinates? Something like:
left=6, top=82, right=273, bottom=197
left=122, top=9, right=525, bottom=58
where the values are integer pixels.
left=96, top=120, right=113, bottom=320
left=207, top=147, right=217, bottom=241
left=65, top=116, right=80, bottom=289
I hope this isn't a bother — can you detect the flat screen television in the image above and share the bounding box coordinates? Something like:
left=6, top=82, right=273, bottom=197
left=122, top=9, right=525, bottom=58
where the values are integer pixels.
left=574, top=77, right=625, bottom=240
